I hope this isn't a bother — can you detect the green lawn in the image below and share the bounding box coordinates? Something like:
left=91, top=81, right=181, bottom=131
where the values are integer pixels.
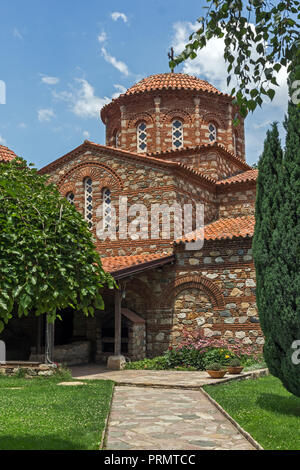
left=0, top=375, right=114, bottom=450
left=204, top=375, right=300, bottom=450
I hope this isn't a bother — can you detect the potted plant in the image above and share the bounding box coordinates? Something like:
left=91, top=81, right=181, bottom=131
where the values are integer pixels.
left=227, top=358, right=244, bottom=375
left=205, top=362, right=227, bottom=378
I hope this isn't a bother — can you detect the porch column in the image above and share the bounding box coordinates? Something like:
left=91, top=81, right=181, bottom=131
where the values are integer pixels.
left=45, top=316, right=55, bottom=363
left=114, top=289, right=122, bottom=356
left=107, top=286, right=126, bottom=370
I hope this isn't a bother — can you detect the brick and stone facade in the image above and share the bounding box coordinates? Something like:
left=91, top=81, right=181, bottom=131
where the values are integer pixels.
left=1, top=73, right=262, bottom=364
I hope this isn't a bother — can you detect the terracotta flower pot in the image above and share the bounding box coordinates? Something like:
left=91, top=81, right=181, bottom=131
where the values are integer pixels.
left=227, top=366, right=244, bottom=375
left=206, top=369, right=227, bottom=378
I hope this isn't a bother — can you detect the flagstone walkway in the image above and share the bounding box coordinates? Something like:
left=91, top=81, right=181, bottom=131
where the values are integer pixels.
left=71, top=365, right=266, bottom=450
left=104, top=386, right=255, bottom=450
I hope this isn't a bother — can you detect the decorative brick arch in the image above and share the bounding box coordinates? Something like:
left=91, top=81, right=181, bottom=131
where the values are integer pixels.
left=161, top=109, right=193, bottom=124
left=57, top=162, right=124, bottom=190
left=201, top=112, right=226, bottom=129
left=160, top=274, right=225, bottom=309
left=127, top=112, right=154, bottom=128
left=59, top=182, right=76, bottom=197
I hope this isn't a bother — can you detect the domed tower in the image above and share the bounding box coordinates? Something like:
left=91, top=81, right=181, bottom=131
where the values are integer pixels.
left=101, top=73, right=245, bottom=161
left=0, top=145, right=17, bottom=162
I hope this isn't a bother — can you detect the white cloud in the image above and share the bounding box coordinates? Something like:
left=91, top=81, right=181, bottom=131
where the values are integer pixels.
left=83, top=130, right=90, bottom=138
left=53, top=79, right=110, bottom=119
left=101, top=47, right=129, bottom=76
left=38, top=109, right=55, bottom=122
left=111, top=84, right=127, bottom=99
left=98, top=31, right=107, bottom=43
left=171, top=21, right=288, bottom=111
left=13, top=28, right=23, bottom=39
left=0, top=135, right=6, bottom=145
left=19, top=122, right=27, bottom=128
left=111, top=12, right=128, bottom=23
left=41, top=76, right=60, bottom=85
left=253, top=120, right=272, bottom=130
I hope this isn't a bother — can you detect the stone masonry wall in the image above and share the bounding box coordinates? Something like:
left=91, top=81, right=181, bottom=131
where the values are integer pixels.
left=44, top=146, right=218, bottom=256
left=124, top=238, right=263, bottom=358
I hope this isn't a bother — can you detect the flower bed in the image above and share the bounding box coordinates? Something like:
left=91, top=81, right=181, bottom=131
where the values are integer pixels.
left=125, top=330, right=264, bottom=371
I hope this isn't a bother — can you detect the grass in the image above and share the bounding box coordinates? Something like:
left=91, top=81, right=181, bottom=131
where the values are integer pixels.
left=0, top=374, right=114, bottom=450
left=204, top=375, right=300, bottom=450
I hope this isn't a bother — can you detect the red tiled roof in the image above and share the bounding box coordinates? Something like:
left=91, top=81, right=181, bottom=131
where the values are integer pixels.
left=217, top=170, right=258, bottom=186
left=102, top=253, right=175, bottom=278
left=124, top=73, right=224, bottom=96
left=0, top=145, right=17, bottom=162
left=175, top=216, right=255, bottom=244
left=101, top=73, right=231, bottom=120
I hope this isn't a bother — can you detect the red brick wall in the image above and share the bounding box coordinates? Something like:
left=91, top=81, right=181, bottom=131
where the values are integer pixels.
left=103, top=90, right=245, bottom=161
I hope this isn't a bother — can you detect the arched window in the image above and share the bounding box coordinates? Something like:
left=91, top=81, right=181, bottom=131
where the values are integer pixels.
left=137, top=122, right=147, bottom=152
left=103, top=188, right=112, bottom=230
left=233, top=133, right=238, bottom=156
left=208, top=123, right=217, bottom=143
left=84, top=177, right=93, bottom=229
left=115, top=131, right=120, bottom=148
left=66, top=192, right=75, bottom=206
left=172, top=119, right=183, bottom=149
left=113, top=129, right=120, bottom=148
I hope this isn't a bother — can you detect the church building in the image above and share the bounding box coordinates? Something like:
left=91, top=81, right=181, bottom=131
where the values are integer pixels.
left=0, top=73, right=263, bottom=366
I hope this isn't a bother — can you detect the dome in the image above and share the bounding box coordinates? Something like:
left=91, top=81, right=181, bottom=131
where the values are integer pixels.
left=0, top=145, right=17, bottom=162
left=125, top=73, right=223, bottom=96
left=101, top=73, right=228, bottom=122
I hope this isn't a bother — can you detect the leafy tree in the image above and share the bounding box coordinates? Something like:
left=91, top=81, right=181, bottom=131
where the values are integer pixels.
left=170, top=0, right=300, bottom=119
left=0, top=158, right=114, bottom=333
left=253, top=73, right=300, bottom=396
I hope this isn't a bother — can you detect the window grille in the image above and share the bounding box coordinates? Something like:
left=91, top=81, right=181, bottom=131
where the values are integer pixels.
left=172, top=120, right=183, bottom=149
left=137, top=122, right=147, bottom=152
left=84, top=178, right=93, bottom=229
left=208, top=123, right=217, bottom=142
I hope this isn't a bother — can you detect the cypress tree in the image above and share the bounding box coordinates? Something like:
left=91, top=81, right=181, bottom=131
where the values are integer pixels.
left=253, top=73, right=300, bottom=396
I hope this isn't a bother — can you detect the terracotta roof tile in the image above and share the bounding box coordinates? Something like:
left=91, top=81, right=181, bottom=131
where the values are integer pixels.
left=0, top=145, right=17, bottom=162
left=175, top=216, right=255, bottom=244
left=124, top=73, right=225, bottom=96
left=101, top=73, right=231, bottom=119
left=101, top=252, right=173, bottom=274
left=217, top=170, right=258, bottom=185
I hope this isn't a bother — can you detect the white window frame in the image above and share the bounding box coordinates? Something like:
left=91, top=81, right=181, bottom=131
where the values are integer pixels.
left=137, top=122, right=147, bottom=153
left=172, top=119, right=183, bottom=150
left=84, top=177, right=93, bottom=229
left=208, top=123, right=217, bottom=143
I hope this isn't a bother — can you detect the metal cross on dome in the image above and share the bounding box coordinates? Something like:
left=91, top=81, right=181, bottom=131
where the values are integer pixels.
left=168, top=47, right=175, bottom=72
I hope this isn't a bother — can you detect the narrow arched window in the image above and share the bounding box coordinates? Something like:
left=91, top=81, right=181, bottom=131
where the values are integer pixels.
left=137, top=122, right=147, bottom=152
left=233, top=133, right=238, bottom=156
left=208, top=123, right=217, bottom=143
left=66, top=192, right=75, bottom=206
left=103, top=188, right=112, bottom=230
left=84, top=177, right=93, bottom=229
left=172, top=119, right=183, bottom=149
left=115, top=131, right=120, bottom=148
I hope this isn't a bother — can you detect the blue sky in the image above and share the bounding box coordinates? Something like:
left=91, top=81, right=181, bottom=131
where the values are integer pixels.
left=0, top=0, right=288, bottom=169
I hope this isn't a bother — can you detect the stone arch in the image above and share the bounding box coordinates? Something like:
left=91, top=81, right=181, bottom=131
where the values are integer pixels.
left=127, top=112, right=154, bottom=128
left=161, top=109, right=193, bottom=124
left=57, top=162, right=124, bottom=190
left=59, top=182, right=76, bottom=197
left=201, top=112, right=226, bottom=129
left=160, top=274, right=225, bottom=309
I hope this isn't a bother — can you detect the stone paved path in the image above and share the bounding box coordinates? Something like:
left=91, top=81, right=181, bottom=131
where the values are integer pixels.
left=105, top=386, right=255, bottom=450
left=71, top=364, right=268, bottom=388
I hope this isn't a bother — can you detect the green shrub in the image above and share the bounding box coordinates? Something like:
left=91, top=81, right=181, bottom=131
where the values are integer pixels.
left=229, top=358, right=241, bottom=367
left=206, top=362, right=223, bottom=371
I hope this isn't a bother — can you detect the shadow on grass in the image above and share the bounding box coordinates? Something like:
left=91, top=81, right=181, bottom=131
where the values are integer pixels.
left=0, top=435, right=87, bottom=450
left=256, top=393, right=300, bottom=417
